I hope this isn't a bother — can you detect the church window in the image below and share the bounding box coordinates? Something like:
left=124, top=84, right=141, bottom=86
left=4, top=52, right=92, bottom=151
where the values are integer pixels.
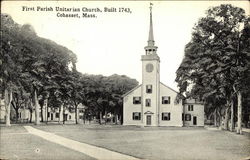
left=185, top=114, right=191, bottom=121
left=133, top=97, right=141, bottom=104
left=188, top=105, right=194, bottom=111
left=162, top=96, right=170, bottom=104
left=162, top=112, right=171, bottom=121
left=132, top=112, right=141, bottom=120
left=56, top=113, right=59, bottom=118
left=145, top=99, right=151, bottom=107
left=146, top=85, right=152, bottom=93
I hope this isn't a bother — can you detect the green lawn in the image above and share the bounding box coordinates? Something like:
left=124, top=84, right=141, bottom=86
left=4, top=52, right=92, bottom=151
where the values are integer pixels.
left=0, top=125, right=95, bottom=160
left=35, top=124, right=250, bottom=160
left=1, top=124, right=250, bottom=160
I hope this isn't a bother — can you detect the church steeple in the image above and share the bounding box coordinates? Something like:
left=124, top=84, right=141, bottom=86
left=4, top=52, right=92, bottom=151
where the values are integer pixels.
left=141, top=3, right=160, bottom=126
left=145, top=3, right=158, bottom=55
left=148, top=3, right=154, bottom=46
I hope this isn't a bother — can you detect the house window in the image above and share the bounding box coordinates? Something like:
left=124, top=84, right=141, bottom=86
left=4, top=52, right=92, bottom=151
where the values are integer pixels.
left=47, top=112, right=50, bottom=118
left=133, top=97, right=141, bottom=104
left=162, top=112, right=171, bottom=121
left=188, top=105, right=194, bottom=111
left=132, top=112, right=141, bottom=120
left=146, top=85, right=152, bottom=93
left=19, top=112, right=22, bottom=118
left=69, top=115, right=71, bottom=119
left=145, top=99, right=151, bottom=107
left=185, top=114, right=191, bottom=121
left=56, top=113, right=59, bottom=118
left=162, top=96, right=170, bottom=104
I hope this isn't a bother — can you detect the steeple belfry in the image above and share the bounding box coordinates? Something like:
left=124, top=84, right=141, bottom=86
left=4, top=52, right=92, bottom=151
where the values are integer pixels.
left=144, top=3, right=158, bottom=55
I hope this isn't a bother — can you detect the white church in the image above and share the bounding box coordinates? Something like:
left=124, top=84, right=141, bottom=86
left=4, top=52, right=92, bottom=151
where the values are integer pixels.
left=123, top=4, right=204, bottom=127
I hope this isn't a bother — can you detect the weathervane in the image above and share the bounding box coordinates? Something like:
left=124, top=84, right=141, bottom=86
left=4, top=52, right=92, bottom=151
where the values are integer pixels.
left=150, top=2, right=153, bottom=12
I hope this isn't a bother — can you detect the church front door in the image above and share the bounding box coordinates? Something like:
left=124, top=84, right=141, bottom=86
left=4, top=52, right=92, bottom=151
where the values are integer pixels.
left=193, top=116, right=197, bottom=125
left=146, top=115, right=151, bottom=125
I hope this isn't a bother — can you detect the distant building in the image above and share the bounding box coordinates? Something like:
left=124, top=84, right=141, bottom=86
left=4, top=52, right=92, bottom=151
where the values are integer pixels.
left=0, top=97, right=85, bottom=123
left=183, top=98, right=204, bottom=126
left=122, top=4, right=204, bottom=127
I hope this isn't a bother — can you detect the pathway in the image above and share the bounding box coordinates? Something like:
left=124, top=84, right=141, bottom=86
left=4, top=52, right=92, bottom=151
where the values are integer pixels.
left=24, top=126, right=140, bottom=160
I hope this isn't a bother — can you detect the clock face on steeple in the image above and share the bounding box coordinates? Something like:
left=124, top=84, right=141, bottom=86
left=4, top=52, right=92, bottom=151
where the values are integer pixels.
left=146, top=63, right=154, bottom=72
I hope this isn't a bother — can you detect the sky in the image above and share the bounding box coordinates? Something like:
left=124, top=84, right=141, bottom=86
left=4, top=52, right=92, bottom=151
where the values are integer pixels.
left=2, top=1, right=249, bottom=90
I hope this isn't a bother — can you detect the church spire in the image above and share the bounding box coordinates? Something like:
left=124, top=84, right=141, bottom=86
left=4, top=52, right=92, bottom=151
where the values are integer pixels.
left=144, top=3, right=158, bottom=55
left=148, top=3, right=154, bottom=46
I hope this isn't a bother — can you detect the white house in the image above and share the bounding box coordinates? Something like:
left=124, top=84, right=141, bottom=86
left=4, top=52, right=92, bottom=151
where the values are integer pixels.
left=123, top=4, right=204, bottom=127
left=183, top=98, right=204, bottom=126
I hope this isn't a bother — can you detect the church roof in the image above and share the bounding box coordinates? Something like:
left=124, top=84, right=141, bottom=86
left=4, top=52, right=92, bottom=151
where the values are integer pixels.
left=122, top=82, right=180, bottom=98
left=160, top=82, right=179, bottom=94
left=122, top=84, right=142, bottom=97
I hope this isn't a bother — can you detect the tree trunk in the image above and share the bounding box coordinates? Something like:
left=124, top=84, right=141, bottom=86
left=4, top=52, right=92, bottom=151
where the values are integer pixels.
left=11, top=101, right=19, bottom=123
left=110, top=115, right=113, bottom=124
left=99, top=111, right=102, bottom=125
left=75, top=105, right=79, bottom=124
left=218, top=109, right=221, bottom=128
left=30, top=110, right=32, bottom=123
left=44, top=98, right=48, bottom=124
left=236, top=91, right=242, bottom=134
left=29, top=99, right=33, bottom=123
left=58, top=105, right=61, bottom=124
left=83, top=113, right=86, bottom=124
left=63, top=105, right=65, bottom=125
left=15, top=108, right=19, bottom=123
left=34, top=90, right=40, bottom=125
left=224, top=106, right=229, bottom=130
left=4, top=88, right=12, bottom=126
left=40, top=105, right=44, bottom=122
left=119, top=115, right=122, bottom=125
left=104, top=109, right=107, bottom=125
left=214, top=108, right=217, bottom=127
left=115, top=114, right=119, bottom=125
left=29, top=109, right=32, bottom=123
left=230, top=100, right=234, bottom=132
left=88, top=115, right=91, bottom=124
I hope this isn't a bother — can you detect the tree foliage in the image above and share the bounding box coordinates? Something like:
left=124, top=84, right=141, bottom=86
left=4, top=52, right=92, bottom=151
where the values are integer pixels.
left=175, top=4, right=250, bottom=133
left=1, top=14, right=77, bottom=125
left=1, top=13, right=138, bottom=125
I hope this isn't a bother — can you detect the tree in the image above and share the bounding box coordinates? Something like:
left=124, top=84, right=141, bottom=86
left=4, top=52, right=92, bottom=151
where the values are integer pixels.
left=1, top=13, right=139, bottom=126
left=175, top=4, right=250, bottom=133
left=64, top=71, right=84, bottom=124
left=1, top=14, right=78, bottom=125
left=79, top=74, right=138, bottom=125
left=106, top=74, right=138, bottom=124
left=11, top=88, right=29, bottom=123
left=1, top=14, right=24, bottom=126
